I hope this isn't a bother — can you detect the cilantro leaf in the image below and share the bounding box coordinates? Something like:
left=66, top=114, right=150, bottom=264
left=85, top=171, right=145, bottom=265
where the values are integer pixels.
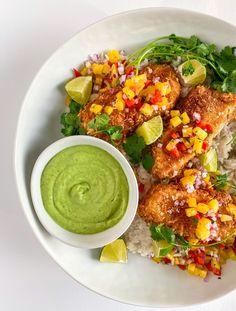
left=212, top=173, right=228, bottom=191
left=222, top=70, right=236, bottom=93
left=159, top=245, right=174, bottom=257
left=182, top=61, right=195, bottom=77
left=150, top=224, right=176, bottom=244
left=217, top=46, right=236, bottom=74
left=60, top=101, right=85, bottom=136
left=106, top=126, right=123, bottom=141
left=123, top=134, right=145, bottom=164
left=142, top=153, right=154, bottom=170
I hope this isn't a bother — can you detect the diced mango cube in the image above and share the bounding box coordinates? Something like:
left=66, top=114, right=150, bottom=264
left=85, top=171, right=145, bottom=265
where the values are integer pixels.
left=189, top=238, right=199, bottom=245
left=208, top=199, right=219, bottom=213
left=220, top=214, right=232, bottom=222
left=91, top=63, right=104, bottom=75
left=95, top=77, right=103, bottom=86
left=193, top=127, right=208, bottom=140
left=197, top=203, right=209, bottom=214
left=195, top=268, right=208, bottom=278
left=107, top=50, right=120, bottom=63
left=187, top=263, right=196, bottom=274
left=188, top=197, right=197, bottom=208
left=102, top=63, right=111, bottom=75
left=182, top=127, right=193, bottom=137
left=180, top=112, right=190, bottom=125
left=184, top=169, right=198, bottom=176
left=180, top=175, right=196, bottom=187
left=116, top=98, right=125, bottom=111
left=125, top=74, right=147, bottom=95
left=170, top=110, right=180, bottom=117
left=196, top=218, right=211, bottom=240
left=104, top=106, right=114, bottom=115
left=140, top=103, right=154, bottom=116
left=158, top=96, right=169, bottom=107
left=203, top=175, right=210, bottom=184
left=227, top=203, right=236, bottom=216
left=211, top=258, right=220, bottom=270
left=80, top=67, right=88, bottom=76
left=183, top=139, right=192, bottom=148
left=170, top=116, right=182, bottom=128
left=185, top=207, right=197, bottom=217
left=122, top=86, right=135, bottom=100
left=166, top=139, right=177, bottom=151
left=116, top=91, right=123, bottom=99
left=90, top=104, right=103, bottom=114
left=193, top=138, right=203, bottom=154
left=155, top=81, right=171, bottom=96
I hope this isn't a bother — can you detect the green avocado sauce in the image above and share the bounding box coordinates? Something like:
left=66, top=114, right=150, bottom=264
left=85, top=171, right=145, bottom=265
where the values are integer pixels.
left=40, top=145, right=129, bottom=234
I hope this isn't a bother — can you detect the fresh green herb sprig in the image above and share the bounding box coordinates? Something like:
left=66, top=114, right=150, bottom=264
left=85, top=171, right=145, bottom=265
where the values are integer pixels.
left=150, top=224, right=236, bottom=257
left=182, top=61, right=195, bottom=76
left=123, top=133, right=154, bottom=171
left=128, top=34, right=236, bottom=93
left=60, top=101, right=86, bottom=136
left=88, top=114, right=123, bottom=143
left=211, top=173, right=229, bottom=191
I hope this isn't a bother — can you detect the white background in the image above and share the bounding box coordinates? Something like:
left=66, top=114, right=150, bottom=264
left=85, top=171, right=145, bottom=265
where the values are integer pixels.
left=1, top=0, right=236, bottom=310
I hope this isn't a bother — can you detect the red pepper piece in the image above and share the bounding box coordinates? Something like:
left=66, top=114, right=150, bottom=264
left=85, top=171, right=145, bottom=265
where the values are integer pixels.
left=72, top=68, right=81, bottom=77
left=150, top=90, right=162, bottom=104
left=178, top=265, right=186, bottom=270
left=170, top=147, right=180, bottom=158
left=218, top=244, right=225, bottom=250
left=162, top=258, right=171, bottom=264
left=145, top=80, right=152, bottom=88
left=170, top=131, right=179, bottom=139
left=125, top=67, right=135, bottom=76
left=177, top=142, right=187, bottom=152
left=212, top=267, right=221, bottom=276
left=202, top=141, right=209, bottom=151
left=195, top=256, right=205, bottom=265
left=138, top=183, right=145, bottom=193
left=196, top=120, right=213, bottom=133
left=195, top=213, right=202, bottom=220
left=125, top=99, right=135, bottom=108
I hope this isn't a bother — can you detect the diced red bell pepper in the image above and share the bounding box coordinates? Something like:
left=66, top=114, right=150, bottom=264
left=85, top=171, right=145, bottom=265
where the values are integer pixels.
left=150, top=90, right=162, bottom=104
left=196, top=120, right=213, bottom=133
left=125, top=67, right=135, bottom=76
left=178, top=265, right=186, bottom=270
left=125, top=99, right=135, bottom=108
left=162, top=258, right=171, bottom=264
left=145, top=80, right=152, bottom=88
left=195, top=256, right=205, bottom=265
left=169, top=147, right=180, bottom=158
left=218, top=244, right=225, bottom=250
left=170, top=131, right=179, bottom=139
left=177, top=142, right=187, bottom=152
left=138, top=183, right=145, bottom=193
left=212, top=267, right=221, bottom=276
left=72, top=68, right=81, bottom=77
left=202, top=141, right=209, bottom=151
left=195, top=213, right=202, bottom=220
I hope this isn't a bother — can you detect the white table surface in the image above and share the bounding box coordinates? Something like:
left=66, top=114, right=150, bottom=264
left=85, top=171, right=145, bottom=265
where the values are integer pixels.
left=1, top=0, right=236, bottom=310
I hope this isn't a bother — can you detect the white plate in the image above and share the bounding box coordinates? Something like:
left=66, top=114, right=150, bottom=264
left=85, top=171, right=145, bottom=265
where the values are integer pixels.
left=15, top=7, right=236, bottom=307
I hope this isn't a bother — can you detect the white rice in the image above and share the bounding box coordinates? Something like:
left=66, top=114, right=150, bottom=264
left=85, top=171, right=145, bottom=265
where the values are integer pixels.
left=124, top=121, right=236, bottom=257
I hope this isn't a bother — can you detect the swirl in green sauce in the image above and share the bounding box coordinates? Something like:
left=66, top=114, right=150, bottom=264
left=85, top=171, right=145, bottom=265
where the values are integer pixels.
left=40, top=145, right=129, bottom=234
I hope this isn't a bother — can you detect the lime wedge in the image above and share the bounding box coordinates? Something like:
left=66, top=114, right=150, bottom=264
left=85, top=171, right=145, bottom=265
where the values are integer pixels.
left=65, top=76, right=92, bottom=105
left=178, top=59, right=206, bottom=86
left=153, top=240, right=173, bottom=257
left=100, top=239, right=127, bottom=263
left=200, top=148, right=218, bottom=172
left=136, top=116, right=163, bottom=145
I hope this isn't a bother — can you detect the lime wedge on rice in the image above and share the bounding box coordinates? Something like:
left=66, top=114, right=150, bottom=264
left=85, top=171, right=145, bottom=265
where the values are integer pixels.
left=200, top=148, right=218, bottom=172
left=65, top=76, right=92, bottom=105
left=178, top=59, right=206, bottom=86
left=153, top=240, right=173, bottom=257
left=136, top=116, right=163, bottom=145
left=100, top=239, right=127, bottom=263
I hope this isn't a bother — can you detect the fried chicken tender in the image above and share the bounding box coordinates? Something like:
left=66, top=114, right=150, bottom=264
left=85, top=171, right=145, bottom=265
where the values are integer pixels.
left=151, top=85, right=236, bottom=179
left=138, top=184, right=236, bottom=240
left=79, top=64, right=181, bottom=141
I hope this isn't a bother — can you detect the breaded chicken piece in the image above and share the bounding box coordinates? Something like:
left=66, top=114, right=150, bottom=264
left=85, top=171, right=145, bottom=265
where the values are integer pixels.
left=138, top=184, right=236, bottom=240
left=79, top=64, right=181, bottom=141
left=151, top=85, right=236, bottom=179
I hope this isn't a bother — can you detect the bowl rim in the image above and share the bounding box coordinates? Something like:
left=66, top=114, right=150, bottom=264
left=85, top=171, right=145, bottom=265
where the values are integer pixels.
left=14, top=6, right=236, bottom=307
left=30, top=135, right=139, bottom=249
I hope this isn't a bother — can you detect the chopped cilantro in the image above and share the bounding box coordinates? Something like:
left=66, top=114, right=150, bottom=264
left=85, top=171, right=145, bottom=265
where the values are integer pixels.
left=182, top=61, right=195, bottom=76
left=123, top=134, right=145, bottom=164
left=60, top=101, right=85, bottom=136
left=142, top=153, right=154, bottom=170
left=88, top=114, right=123, bottom=143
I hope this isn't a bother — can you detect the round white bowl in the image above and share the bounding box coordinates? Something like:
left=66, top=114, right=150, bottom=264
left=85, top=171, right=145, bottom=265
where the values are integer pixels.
left=30, top=136, right=138, bottom=248
left=15, top=7, right=236, bottom=307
